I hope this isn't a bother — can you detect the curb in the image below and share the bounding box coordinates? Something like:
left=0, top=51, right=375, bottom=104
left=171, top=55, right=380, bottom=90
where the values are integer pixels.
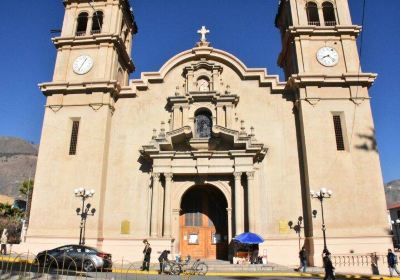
left=1, top=256, right=400, bottom=279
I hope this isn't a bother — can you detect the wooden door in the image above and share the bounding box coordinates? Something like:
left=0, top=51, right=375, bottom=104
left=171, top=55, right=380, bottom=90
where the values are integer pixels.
left=179, top=186, right=228, bottom=259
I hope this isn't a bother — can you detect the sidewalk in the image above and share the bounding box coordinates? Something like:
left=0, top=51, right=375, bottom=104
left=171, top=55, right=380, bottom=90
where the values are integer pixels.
left=1, top=254, right=399, bottom=279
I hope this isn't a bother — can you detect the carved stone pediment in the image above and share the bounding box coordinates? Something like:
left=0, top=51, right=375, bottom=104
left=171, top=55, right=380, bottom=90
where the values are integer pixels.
left=140, top=125, right=267, bottom=163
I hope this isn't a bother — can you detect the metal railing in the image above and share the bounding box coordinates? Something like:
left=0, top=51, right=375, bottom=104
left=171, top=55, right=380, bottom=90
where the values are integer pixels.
left=308, top=21, right=321, bottom=26
left=91, top=30, right=101, bottom=35
left=0, top=250, right=209, bottom=279
left=75, top=31, right=86, bottom=37
left=325, top=21, right=337, bottom=26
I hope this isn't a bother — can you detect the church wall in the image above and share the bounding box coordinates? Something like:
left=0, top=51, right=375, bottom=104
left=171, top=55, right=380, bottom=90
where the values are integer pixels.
left=29, top=94, right=113, bottom=241
left=298, top=87, right=389, bottom=241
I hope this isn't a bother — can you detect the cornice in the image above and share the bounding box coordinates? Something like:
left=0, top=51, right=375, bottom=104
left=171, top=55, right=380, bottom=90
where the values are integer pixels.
left=39, top=80, right=121, bottom=98
left=288, top=72, right=377, bottom=88
left=125, top=45, right=286, bottom=97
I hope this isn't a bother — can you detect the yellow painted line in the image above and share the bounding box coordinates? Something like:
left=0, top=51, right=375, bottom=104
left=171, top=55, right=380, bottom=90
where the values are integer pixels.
left=2, top=257, right=400, bottom=280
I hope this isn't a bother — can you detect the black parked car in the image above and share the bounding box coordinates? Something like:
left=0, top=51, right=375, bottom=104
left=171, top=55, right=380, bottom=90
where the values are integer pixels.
left=35, top=245, right=112, bottom=272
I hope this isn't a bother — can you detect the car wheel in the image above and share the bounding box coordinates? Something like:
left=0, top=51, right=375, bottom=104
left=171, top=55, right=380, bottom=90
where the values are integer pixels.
left=83, top=259, right=95, bottom=272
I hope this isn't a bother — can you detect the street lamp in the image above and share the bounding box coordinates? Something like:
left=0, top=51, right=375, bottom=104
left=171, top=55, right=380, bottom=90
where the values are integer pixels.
left=310, top=188, right=332, bottom=253
left=391, top=219, right=400, bottom=249
left=74, top=188, right=96, bottom=245
left=288, top=216, right=304, bottom=251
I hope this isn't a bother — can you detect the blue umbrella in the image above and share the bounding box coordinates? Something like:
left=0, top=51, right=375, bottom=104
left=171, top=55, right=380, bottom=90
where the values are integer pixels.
left=234, top=232, right=264, bottom=244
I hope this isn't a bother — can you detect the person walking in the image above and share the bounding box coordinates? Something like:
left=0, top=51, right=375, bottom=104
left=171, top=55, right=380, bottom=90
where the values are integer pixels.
left=387, top=248, right=400, bottom=277
left=297, top=246, right=307, bottom=272
left=158, top=250, right=170, bottom=274
left=323, top=250, right=335, bottom=280
left=141, top=239, right=152, bottom=271
left=0, top=229, right=8, bottom=255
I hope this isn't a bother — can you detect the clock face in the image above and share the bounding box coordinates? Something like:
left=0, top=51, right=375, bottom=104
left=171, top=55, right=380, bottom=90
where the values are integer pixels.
left=197, top=79, right=210, bottom=92
left=316, top=47, right=339, bottom=67
left=72, top=55, right=94, bottom=75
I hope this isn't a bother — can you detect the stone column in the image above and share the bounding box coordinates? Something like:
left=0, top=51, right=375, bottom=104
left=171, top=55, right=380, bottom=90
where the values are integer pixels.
left=246, top=171, right=256, bottom=232
left=227, top=208, right=232, bottom=242
left=150, top=173, right=160, bottom=237
left=164, top=173, right=173, bottom=237
left=234, top=172, right=244, bottom=235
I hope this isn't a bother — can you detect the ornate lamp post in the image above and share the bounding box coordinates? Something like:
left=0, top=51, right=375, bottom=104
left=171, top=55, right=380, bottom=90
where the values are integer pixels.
left=391, top=219, right=400, bottom=249
left=310, top=188, right=332, bottom=252
left=74, top=188, right=96, bottom=245
left=288, top=216, right=304, bottom=251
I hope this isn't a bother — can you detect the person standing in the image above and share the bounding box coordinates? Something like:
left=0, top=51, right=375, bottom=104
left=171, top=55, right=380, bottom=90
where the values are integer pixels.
left=0, top=229, right=8, bottom=255
left=158, top=250, right=170, bottom=274
left=323, top=251, right=335, bottom=280
left=387, top=248, right=400, bottom=277
left=297, top=246, right=307, bottom=272
left=141, top=239, right=152, bottom=271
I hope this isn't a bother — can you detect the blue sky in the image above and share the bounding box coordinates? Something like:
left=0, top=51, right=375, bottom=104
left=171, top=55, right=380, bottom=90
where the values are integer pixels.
left=0, top=1, right=399, bottom=183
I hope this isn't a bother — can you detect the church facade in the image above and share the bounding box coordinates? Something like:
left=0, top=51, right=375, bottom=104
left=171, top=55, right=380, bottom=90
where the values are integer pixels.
left=27, top=0, right=391, bottom=265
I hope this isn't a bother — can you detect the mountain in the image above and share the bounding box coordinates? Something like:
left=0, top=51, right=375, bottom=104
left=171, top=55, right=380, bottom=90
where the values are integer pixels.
left=0, top=137, right=38, bottom=198
left=385, top=179, right=400, bottom=208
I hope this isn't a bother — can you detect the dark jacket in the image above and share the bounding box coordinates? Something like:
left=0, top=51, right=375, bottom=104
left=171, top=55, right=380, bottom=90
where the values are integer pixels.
left=299, top=249, right=307, bottom=261
left=143, top=244, right=152, bottom=261
left=323, top=255, right=334, bottom=271
left=388, top=252, right=398, bottom=266
left=158, top=250, right=169, bottom=262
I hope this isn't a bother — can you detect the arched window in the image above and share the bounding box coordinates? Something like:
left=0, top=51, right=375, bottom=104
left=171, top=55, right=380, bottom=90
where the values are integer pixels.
left=76, top=12, right=88, bottom=36
left=195, top=109, right=212, bottom=138
left=91, top=11, right=104, bottom=34
left=322, top=2, right=336, bottom=26
left=306, top=2, right=320, bottom=26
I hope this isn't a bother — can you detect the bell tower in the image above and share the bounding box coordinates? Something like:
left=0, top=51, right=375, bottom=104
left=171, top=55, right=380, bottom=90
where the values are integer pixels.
left=28, top=0, right=137, bottom=248
left=276, top=0, right=391, bottom=265
left=47, top=0, right=137, bottom=88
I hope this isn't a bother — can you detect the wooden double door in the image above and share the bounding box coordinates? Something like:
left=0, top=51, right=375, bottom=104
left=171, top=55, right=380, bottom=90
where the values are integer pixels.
left=179, top=185, right=228, bottom=260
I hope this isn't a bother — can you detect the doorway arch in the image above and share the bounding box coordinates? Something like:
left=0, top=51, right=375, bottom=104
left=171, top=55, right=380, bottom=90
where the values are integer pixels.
left=179, top=184, right=228, bottom=260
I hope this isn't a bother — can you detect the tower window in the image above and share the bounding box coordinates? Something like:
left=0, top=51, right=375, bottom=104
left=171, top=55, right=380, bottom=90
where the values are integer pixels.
left=322, top=2, right=337, bottom=26
left=76, top=12, right=88, bottom=36
left=306, top=2, right=320, bottom=26
left=69, top=120, right=80, bottom=155
left=333, top=115, right=345, bottom=151
left=91, top=11, right=104, bottom=34
left=195, top=109, right=212, bottom=138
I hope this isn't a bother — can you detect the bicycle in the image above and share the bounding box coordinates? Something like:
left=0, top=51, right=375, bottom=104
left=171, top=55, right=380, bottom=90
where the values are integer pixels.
left=162, top=259, right=181, bottom=275
left=174, top=255, right=208, bottom=276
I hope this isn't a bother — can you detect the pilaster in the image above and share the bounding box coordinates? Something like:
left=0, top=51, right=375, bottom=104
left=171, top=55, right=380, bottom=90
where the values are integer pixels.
left=246, top=171, right=256, bottom=232
left=163, top=173, right=173, bottom=237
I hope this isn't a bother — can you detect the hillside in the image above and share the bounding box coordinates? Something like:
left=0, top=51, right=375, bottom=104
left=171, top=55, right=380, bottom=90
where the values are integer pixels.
left=0, top=137, right=38, bottom=198
left=385, top=179, right=400, bottom=207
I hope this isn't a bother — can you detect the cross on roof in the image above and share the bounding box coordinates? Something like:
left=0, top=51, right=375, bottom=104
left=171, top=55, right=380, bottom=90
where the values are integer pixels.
left=197, top=26, right=210, bottom=42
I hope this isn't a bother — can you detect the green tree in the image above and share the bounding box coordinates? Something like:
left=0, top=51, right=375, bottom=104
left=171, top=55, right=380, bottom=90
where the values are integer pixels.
left=19, top=179, right=34, bottom=222
left=19, top=179, right=34, bottom=197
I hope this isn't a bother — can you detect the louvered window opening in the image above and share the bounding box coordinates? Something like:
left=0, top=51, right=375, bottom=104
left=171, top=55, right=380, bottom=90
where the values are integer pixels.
left=69, top=121, right=80, bottom=155
left=333, top=115, right=345, bottom=150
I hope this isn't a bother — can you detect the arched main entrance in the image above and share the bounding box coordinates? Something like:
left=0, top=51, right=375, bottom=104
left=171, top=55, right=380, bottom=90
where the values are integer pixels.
left=179, top=184, right=228, bottom=260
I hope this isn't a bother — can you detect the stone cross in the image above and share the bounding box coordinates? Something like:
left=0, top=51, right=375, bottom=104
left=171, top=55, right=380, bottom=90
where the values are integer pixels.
left=197, top=26, right=210, bottom=42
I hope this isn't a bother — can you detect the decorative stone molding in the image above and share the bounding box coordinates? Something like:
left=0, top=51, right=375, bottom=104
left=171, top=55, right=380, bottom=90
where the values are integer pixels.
left=127, top=45, right=285, bottom=97
left=246, top=171, right=255, bottom=180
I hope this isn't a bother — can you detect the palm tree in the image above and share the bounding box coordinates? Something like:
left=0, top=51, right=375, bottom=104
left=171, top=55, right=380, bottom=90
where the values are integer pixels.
left=0, top=203, right=13, bottom=217
left=18, top=180, right=34, bottom=223
left=19, top=180, right=34, bottom=197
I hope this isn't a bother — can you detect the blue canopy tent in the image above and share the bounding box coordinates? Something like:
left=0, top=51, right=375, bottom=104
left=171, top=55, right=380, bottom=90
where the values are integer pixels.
left=234, top=232, right=264, bottom=244
left=230, top=232, right=264, bottom=264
